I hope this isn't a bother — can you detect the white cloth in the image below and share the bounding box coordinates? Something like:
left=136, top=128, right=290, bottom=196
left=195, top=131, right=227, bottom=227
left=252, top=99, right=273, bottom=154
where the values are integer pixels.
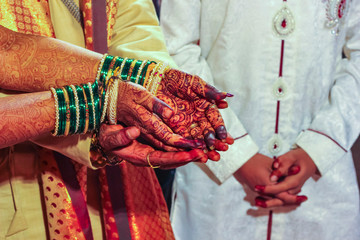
left=160, top=0, right=360, bottom=239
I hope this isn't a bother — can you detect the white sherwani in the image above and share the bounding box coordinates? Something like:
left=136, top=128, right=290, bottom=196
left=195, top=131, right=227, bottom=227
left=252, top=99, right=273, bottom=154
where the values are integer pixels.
left=160, top=0, right=360, bottom=239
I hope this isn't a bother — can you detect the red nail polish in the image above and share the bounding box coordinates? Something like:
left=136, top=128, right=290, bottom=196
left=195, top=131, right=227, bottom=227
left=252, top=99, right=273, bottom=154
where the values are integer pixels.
left=296, top=196, right=308, bottom=203
left=255, top=199, right=267, bottom=208
left=255, top=185, right=265, bottom=192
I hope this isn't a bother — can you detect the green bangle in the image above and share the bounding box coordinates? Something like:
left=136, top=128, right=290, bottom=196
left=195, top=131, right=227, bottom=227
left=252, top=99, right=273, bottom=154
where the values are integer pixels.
left=120, top=58, right=134, bottom=80
left=130, top=60, right=143, bottom=83
left=56, top=88, right=66, bottom=136
left=139, top=61, right=151, bottom=86
left=99, top=55, right=114, bottom=85
left=112, top=57, right=124, bottom=75
left=75, top=85, right=86, bottom=134
left=65, top=86, right=77, bottom=135
left=92, top=80, right=101, bottom=128
left=82, top=83, right=94, bottom=131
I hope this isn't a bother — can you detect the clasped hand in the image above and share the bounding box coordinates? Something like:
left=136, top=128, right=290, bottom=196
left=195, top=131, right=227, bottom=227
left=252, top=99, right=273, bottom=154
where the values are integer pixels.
left=235, top=148, right=318, bottom=208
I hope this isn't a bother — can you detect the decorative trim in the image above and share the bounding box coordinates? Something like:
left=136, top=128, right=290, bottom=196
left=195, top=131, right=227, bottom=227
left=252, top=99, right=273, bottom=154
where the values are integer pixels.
left=308, top=129, right=347, bottom=152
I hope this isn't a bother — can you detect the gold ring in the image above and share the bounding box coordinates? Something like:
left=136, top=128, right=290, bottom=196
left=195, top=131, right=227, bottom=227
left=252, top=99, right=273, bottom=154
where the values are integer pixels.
left=189, top=123, right=199, bottom=130
left=146, top=152, right=160, bottom=169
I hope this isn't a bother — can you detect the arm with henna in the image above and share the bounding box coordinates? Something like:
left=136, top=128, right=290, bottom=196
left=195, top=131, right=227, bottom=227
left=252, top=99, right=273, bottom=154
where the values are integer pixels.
left=0, top=26, right=199, bottom=149
left=0, top=25, right=232, bottom=154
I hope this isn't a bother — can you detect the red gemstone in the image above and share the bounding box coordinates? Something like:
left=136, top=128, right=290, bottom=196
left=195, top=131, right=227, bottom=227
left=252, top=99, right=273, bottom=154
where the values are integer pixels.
left=281, top=19, right=287, bottom=28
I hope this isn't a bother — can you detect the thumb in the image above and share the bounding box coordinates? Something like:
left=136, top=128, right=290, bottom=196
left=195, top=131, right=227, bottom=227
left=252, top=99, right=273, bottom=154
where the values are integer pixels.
left=99, top=124, right=140, bottom=150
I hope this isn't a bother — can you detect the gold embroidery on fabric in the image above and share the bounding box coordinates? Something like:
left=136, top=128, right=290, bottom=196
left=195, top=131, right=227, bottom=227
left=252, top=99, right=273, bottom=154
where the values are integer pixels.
left=0, top=0, right=54, bottom=37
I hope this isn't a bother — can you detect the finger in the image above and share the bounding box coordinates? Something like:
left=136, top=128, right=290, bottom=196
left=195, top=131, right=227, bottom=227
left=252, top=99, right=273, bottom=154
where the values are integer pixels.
left=257, top=175, right=305, bottom=195
left=274, top=192, right=308, bottom=206
left=288, top=165, right=301, bottom=176
left=196, top=115, right=216, bottom=149
left=288, top=187, right=302, bottom=195
left=149, top=149, right=207, bottom=166
left=255, top=196, right=283, bottom=208
left=270, top=157, right=295, bottom=182
left=139, top=132, right=181, bottom=152
left=224, top=133, right=235, bottom=145
left=130, top=107, right=205, bottom=149
left=215, top=99, right=228, bottom=109
left=192, top=75, right=232, bottom=101
left=214, top=139, right=229, bottom=151
left=204, top=103, right=227, bottom=140
left=206, top=150, right=220, bottom=161
left=99, top=124, right=140, bottom=150
left=129, top=83, right=174, bottom=120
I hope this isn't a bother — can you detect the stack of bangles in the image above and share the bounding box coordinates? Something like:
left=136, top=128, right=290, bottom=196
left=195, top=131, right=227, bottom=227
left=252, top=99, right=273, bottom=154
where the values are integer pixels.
left=50, top=54, right=169, bottom=167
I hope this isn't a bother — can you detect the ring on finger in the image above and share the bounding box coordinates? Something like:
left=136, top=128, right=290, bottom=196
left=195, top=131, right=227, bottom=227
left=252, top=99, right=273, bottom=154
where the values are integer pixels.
left=147, top=152, right=160, bottom=169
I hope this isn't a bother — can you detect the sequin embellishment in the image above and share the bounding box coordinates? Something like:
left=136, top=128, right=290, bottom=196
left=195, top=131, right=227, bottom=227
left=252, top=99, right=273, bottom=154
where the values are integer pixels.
left=273, top=6, right=295, bottom=37
left=326, top=0, right=349, bottom=35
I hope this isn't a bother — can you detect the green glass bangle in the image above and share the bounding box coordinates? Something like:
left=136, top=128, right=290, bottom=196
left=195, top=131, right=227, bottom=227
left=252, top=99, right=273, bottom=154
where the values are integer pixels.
left=139, top=61, right=151, bottom=86
left=64, top=86, right=77, bottom=135
left=99, top=55, right=114, bottom=85
left=112, top=57, right=124, bottom=75
left=120, top=58, right=134, bottom=80
left=82, top=83, right=94, bottom=131
left=55, top=88, right=66, bottom=136
left=75, top=85, right=86, bottom=134
left=130, top=60, right=143, bottom=83
left=91, top=80, right=101, bottom=128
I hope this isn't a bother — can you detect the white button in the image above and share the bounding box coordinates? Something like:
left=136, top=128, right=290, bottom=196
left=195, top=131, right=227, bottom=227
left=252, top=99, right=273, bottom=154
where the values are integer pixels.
left=268, top=134, right=282, bottom=155
left=272, top=77, right=287, bottom=100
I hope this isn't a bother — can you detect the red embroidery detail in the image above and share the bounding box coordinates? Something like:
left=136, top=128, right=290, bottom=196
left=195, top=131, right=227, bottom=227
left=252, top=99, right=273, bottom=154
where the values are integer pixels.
left=233, top=133, right=249, bottom=141
left=281, top=19, right=287, bottom=28
left=307, top=129, right=347, bottom=152
left=338, top=0, right=346, bottom=18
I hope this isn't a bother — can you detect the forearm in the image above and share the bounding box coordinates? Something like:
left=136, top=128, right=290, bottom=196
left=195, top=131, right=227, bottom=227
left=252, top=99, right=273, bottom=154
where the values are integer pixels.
left=0, top=91, right=55, bottom=148
left=0, top=25, right=102, bottom=92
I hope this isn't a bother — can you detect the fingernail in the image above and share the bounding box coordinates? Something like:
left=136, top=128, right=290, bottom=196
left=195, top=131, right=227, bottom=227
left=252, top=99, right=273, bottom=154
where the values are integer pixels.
left=222, top=139, right=226, bottom=143
left=125, top=128, right=138, bottom=140
left=226, top=93, right=234, bottom=97
left=270, top=174, right=278, bottom=182
left=273, top=161, right=279, bottom=168
left=215, top=126, right=227, bottom=140
left=255, top=185, right=265, bottom=192
left=296, top=196, right=308, bottom=203
left=209, top=145, right=215, bottom=151
left=255, top=199, right=267, bottom=208
left=203, top=149, right=208, bottom=154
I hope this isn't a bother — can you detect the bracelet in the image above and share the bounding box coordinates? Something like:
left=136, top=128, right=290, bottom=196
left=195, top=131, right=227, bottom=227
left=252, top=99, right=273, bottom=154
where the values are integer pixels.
left=75, top=85, right=86, bottom=134
left=50, top=88, right=60, bottom=136
left=135, top=60, right=147, bottom=84
left=55, top=88, right=66, bottom=136
left=107, top=77, right=119, bottom=125
left=65, top=86, right=77, bottom=135
left=70, top=85, right=80, bottom=133
left=95, top=54, right=108, bottom=83
left=82, top=86, right=90, bottom=134
left=62, top=87, right=71, bottom=136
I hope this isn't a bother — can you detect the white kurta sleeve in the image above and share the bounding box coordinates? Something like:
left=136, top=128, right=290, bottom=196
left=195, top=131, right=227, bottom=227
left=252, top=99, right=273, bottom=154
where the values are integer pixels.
left=160, top=0, right=259, bottom=183
left=295, top=4, right=360, bottom=175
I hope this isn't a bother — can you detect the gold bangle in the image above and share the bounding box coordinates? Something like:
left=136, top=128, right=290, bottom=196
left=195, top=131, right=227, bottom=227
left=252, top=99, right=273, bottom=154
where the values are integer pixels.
left=135, top=60, right=147, bottom=84
left=107, top=78, right=119, bottom=125
left=62, top=87, right=71, bottom=136
left=95, top=54, right=108, bottom=83
left=126, top=60, right=137, bottom=81
left=143, top=63, right=156, bottom=88
left=146, top=152, right=160, bottom=169
left=87, top=82, right=97, bottom=131
left=50, top=88, right=59, bottom=136
left=117, top=57, right=128, bottom=79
